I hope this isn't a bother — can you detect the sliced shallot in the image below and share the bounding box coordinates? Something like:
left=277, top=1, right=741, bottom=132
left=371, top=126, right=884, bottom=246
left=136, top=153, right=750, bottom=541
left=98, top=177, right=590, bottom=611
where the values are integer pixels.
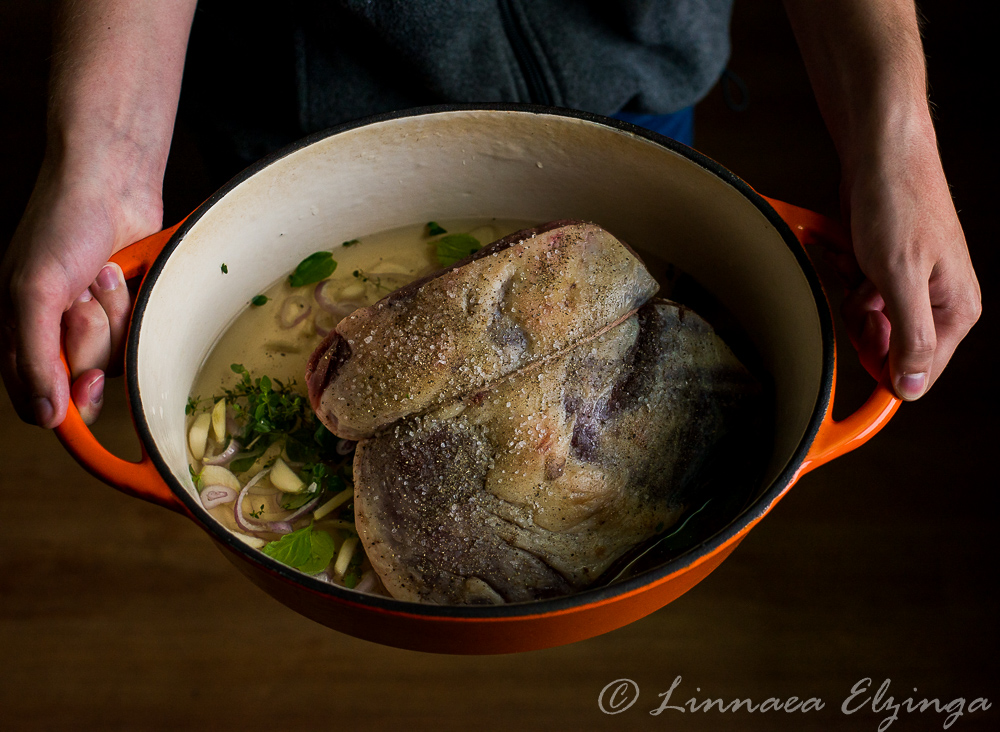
left=315, top=281, right=365, bottom=317
left=355, top=571, right=378, bottom=594
left=278, top=295, right=311, bottom=329
left=234, top=469, right=271, bottom=533
left=202, top=439, right=241, bottom=466
left=281, top=491, right=322, bottom=524
left=313, top=280, right=337, bottom=312
left=200, top=485, right=238, bottom=509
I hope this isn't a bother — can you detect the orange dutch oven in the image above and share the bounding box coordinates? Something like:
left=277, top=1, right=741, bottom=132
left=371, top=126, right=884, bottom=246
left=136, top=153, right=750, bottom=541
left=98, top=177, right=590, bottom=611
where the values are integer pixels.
left=54, top=107, right=899, bottom=654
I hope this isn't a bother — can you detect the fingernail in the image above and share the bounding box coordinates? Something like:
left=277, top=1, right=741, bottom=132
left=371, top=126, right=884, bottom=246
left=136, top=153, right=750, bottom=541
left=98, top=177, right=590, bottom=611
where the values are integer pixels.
left=33, top=396, right=54, bottom=426
left=95, top=264, right=120, bottom=292
left=88, top=372, right=105, bottom=405
left=896, top=372, right=927, bottom=401
left=75, top=288, right=93, bottom=304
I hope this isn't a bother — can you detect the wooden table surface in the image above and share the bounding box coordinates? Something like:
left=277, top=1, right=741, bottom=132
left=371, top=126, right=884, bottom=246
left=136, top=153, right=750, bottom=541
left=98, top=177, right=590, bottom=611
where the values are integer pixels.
left=2, top=2, right=996, bottom=730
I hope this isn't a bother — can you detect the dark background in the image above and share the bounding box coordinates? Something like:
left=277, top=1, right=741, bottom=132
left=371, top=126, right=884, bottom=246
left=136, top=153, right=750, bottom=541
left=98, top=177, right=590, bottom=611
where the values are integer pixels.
left=1, top=2, right=995, bottom=730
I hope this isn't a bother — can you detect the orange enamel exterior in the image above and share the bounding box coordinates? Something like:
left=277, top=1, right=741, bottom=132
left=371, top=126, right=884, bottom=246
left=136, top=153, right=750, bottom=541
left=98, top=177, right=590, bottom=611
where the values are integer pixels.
left=55, top=223, right=188, bottom=515
left=52, top=146, right=900, bottom=654
left=762, top=197, right=901, bottom=479
left=219, top=535, right=748, bottom=653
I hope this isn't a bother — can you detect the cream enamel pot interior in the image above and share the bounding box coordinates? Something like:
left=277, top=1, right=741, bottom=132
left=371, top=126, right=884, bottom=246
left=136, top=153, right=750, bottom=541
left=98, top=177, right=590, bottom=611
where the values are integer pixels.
left=55, top=107, right=899, bottom=654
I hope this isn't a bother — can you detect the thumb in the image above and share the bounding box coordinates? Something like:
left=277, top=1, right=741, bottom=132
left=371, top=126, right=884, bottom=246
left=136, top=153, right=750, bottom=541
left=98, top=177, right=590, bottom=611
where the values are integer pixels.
left=13, top=283, right=73, bottom=427
left=881, top=274, right=936, bottom=401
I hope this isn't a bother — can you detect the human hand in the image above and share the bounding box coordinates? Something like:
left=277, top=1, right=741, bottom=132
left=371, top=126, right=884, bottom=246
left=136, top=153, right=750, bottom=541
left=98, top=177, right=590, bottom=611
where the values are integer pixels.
left=1, top=160, right=161, bottom=427
left=830, top=127, right=980, bottom=400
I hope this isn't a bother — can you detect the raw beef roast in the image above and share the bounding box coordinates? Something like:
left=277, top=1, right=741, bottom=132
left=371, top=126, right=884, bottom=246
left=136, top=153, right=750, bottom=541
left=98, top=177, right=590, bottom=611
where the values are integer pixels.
left=305, top=222, right=759, bottom=603
left=353, top=301, right=758, bottom=603
left=306, top=221, right=658, bottom=440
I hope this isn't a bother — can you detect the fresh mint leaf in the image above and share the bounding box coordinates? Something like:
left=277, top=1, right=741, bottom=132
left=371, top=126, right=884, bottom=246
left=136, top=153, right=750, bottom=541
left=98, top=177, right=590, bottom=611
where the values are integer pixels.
left=262, top=525, right=335, bottom=575
left=263, top=526, right=312, bottom=567
left=426, top=221, right=447, bottom=236
left=436, top=233, right=480, bottom=267
left=289, top=251, right=337, bottom=287
left=251, top=295, right=269, bottom=306
left=301, top=530, right=336, bottom=574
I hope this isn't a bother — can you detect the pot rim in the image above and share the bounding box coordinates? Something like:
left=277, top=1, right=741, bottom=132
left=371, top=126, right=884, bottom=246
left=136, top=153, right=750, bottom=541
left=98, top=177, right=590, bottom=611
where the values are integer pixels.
left=126, top=103, right=835, bottom=619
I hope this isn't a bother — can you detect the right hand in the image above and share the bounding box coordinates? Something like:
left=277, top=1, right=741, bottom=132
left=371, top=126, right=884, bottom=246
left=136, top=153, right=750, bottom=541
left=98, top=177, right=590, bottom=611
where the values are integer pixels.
left=1, top=157, right=163, bottom=427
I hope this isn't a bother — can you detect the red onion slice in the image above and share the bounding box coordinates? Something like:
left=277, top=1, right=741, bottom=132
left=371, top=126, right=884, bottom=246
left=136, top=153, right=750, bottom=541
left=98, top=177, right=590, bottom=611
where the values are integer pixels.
left=355, top=571, right=378, bottom=594
left=315, top=282, right=365, bottom=319
left=313, top=280, right=337, bottom=312
left=269, top=521, right=294, bottom=535
left=234, top=469, right=270, bottom=533
left=280, top=491, right=322, bottom=524
left=336, top=438, right=356, bottom=455
left=202, top=439, right=242, bottom=466
left=278, top=295, right=311, bottom=329
left=200, top=485, right=238, bottom=509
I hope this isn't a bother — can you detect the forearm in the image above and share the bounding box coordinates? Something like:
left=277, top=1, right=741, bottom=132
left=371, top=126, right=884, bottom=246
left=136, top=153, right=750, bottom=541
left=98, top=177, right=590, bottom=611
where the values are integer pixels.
left=782, top=0, right=979, bottom=400
left=0, top=0, right=199, bottom=428
left=782, top=0, right=936, bottom=183
left=45, top=0, right=198, bottom=231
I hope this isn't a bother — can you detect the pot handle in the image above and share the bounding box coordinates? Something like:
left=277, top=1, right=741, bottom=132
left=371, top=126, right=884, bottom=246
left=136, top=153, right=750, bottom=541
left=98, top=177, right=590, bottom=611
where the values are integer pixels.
left=763, top=197, right=901, bottom=475
left=53, top=224, right=185, bottom=513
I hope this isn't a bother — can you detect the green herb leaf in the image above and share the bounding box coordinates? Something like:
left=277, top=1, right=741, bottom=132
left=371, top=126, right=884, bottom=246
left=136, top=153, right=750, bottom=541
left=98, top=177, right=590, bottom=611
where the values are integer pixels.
left=188, top=465, right=204, bottom=491
left=221, top=263, right=229, bottom=274
left=436, top=233, right=480, bottom=267
left=341, top=239, right=360, bottom=247
left=289, top=251, right=337, bottom=287
left=262, top=525, right=336, bottom=575
left=263, top=526, right=312, bottom=567
left=426, top=221, right=447, bottom=236
left=228, top=449, right=264, bottom=474
left=283, top=436, right=313, bottom=464
left=251, top=295, right=269, bottom=306
left=218, top=365, right=340, bottom=467
left=313, top=424, right=338, bottom=452
left=185, top=396, right=199, bottom=416
left=280, top=490, right=317, bottom=511
left=351, top=268, right=390, bottom=291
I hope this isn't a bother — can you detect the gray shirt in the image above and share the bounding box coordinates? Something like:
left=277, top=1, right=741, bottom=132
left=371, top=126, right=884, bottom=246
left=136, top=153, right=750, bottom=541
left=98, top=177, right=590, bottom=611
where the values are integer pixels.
left=182, top=0, right=733, bottom=173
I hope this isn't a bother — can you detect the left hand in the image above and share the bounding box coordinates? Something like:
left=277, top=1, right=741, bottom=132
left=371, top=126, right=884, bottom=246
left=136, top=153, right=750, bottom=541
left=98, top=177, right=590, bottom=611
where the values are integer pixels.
left=830, top=123, right=980, bottom=400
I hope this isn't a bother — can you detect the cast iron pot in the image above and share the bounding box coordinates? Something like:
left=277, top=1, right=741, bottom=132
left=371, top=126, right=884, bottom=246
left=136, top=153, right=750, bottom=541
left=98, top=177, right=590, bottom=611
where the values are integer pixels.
left=55, top=106, right=899, bottom=654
